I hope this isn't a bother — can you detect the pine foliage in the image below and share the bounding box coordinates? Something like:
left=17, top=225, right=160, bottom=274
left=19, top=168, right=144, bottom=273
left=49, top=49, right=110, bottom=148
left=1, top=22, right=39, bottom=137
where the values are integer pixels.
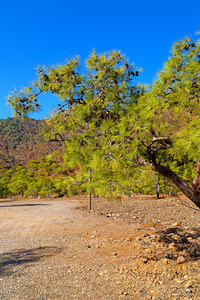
left=6, top=35, right=200, bottom=203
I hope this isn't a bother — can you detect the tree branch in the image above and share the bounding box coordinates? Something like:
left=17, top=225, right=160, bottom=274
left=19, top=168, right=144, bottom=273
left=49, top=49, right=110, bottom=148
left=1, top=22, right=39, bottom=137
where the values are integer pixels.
left=153, top=163, right=200, bottom=208
left=151, top=136, right=170, bottom=143
left=152, top=145, right=171, bottom=153
left=136, top=157, right=200, bottom=209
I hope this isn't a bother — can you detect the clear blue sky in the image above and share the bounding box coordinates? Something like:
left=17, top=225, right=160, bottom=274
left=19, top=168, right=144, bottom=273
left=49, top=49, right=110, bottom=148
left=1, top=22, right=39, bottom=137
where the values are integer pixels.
left=1, top=0, right=199, bottom=119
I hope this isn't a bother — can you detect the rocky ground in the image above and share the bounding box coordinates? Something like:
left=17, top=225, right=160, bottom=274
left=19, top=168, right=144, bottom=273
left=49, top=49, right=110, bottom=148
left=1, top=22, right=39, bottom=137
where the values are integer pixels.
left=0, top=194, right=199, bottom=299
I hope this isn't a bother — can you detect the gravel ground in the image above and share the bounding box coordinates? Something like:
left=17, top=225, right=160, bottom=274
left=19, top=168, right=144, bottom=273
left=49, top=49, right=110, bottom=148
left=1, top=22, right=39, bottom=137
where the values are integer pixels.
left=0, top=195, right=200, bottom=300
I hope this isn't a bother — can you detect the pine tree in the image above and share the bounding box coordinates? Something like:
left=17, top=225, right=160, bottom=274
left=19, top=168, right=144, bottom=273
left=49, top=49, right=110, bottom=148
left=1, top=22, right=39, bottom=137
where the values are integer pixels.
left=7, top=36, right=200, bottom=208
left=7, top=166, right=29, bottom=197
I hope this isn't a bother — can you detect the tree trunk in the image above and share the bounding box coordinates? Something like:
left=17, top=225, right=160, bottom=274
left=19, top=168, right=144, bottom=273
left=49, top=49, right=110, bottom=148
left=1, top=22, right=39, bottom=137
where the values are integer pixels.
left=153, top=163, right=200, bottom=208
left=156, top=176, right=160, bottom=199
left=88, top=169, right=92, bottom=212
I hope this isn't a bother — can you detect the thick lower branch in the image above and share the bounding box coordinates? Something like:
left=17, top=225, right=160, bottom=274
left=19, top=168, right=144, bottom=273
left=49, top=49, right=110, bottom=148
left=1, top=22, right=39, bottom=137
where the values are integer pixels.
left=153, top=163, right=200, bottom=209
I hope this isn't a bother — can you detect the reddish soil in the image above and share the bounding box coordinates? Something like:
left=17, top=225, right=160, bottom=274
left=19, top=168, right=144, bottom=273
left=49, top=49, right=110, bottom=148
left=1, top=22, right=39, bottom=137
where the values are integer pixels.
left=0, top=195, right=199, bottom=299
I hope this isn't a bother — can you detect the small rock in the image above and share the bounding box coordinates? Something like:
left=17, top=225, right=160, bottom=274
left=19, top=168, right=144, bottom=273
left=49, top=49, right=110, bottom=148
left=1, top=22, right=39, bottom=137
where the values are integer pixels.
left=169, top=243, right=175, bottom=249
left=98, top=272, right=104, bottom=276
left=143, top=233, right=150, bottom=237
left=126, top=237, right=132, bottom=242
left=174, top=279, right=183, bottom=284
left=172, top=222, right=182, bottom=226
left=182, top=287, right=192, bottom=293
left=151, top=235, right=157, bottom=239
left=145, top=249, right=152, bottom=254
left=141, top=257, right=148, bottom=263
left=177, top=256, right=185, bottom=264
left=119, top=291, right=128, bottom=295
left=160, top=258, right=169, bottom=264
left=185, top=282, right=193, bottom=288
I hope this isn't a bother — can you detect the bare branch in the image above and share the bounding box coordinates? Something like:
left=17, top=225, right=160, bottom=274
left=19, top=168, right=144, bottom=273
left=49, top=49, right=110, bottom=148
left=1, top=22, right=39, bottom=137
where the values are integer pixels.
left=151, top=136, right=170, bottom=143
left=137, top=158, right=150, bottom=165
left=152, top=145, right=171, bottom=153
left=49, top=133, right=68, bottom=142
left=35, top=90, right=44, bottom=97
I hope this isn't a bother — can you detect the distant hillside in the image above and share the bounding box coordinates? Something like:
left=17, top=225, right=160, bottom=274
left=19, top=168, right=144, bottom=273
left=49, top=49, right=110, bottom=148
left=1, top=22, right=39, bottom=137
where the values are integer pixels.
left=0, top=117, right=62, bottom=170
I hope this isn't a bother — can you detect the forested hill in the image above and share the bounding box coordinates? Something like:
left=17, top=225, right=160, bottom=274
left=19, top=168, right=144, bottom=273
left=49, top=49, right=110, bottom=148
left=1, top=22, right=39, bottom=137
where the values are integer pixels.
left=0, top=117, right=62, bottom=170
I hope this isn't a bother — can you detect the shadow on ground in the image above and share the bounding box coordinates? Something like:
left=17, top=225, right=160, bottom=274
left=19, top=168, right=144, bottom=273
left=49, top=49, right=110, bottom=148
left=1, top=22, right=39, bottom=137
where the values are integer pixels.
left=0, top=204, right=50, bottom=208
left=156, top=226, right=200, bottom=261
left=0, top=246, right=62, bottom=276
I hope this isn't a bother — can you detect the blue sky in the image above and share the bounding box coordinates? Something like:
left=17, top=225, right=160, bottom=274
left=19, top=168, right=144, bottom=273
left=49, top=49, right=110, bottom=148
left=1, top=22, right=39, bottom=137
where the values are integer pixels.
left=1, top=0, right=200, bottom=119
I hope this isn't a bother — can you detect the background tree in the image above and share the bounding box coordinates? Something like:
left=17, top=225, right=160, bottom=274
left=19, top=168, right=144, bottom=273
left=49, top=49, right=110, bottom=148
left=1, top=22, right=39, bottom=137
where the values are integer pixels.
left=0, top=179, right=9, bottom=198
left=7, top=166, right=29, bottom=197
left=7, top=36, right=200, bottom=208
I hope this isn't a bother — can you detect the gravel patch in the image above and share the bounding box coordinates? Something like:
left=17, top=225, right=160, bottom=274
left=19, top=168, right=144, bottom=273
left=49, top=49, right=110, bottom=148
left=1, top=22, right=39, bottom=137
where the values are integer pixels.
left=0, top=196, right=199, bottom=299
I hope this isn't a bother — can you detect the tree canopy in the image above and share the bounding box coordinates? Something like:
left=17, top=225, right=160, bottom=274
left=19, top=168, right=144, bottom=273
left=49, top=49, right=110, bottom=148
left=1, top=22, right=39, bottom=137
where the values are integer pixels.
left=7, top=35, right=200, bottom=208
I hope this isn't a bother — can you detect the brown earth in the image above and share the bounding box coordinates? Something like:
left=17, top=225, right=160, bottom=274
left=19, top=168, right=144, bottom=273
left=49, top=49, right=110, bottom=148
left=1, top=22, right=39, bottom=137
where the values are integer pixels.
left=0, top=195, right=200, bottom=299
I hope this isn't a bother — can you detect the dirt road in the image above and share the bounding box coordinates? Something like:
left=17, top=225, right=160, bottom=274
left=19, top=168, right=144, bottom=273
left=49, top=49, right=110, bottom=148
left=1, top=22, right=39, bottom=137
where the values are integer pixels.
left=0, top=196, right=200, bottom=299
